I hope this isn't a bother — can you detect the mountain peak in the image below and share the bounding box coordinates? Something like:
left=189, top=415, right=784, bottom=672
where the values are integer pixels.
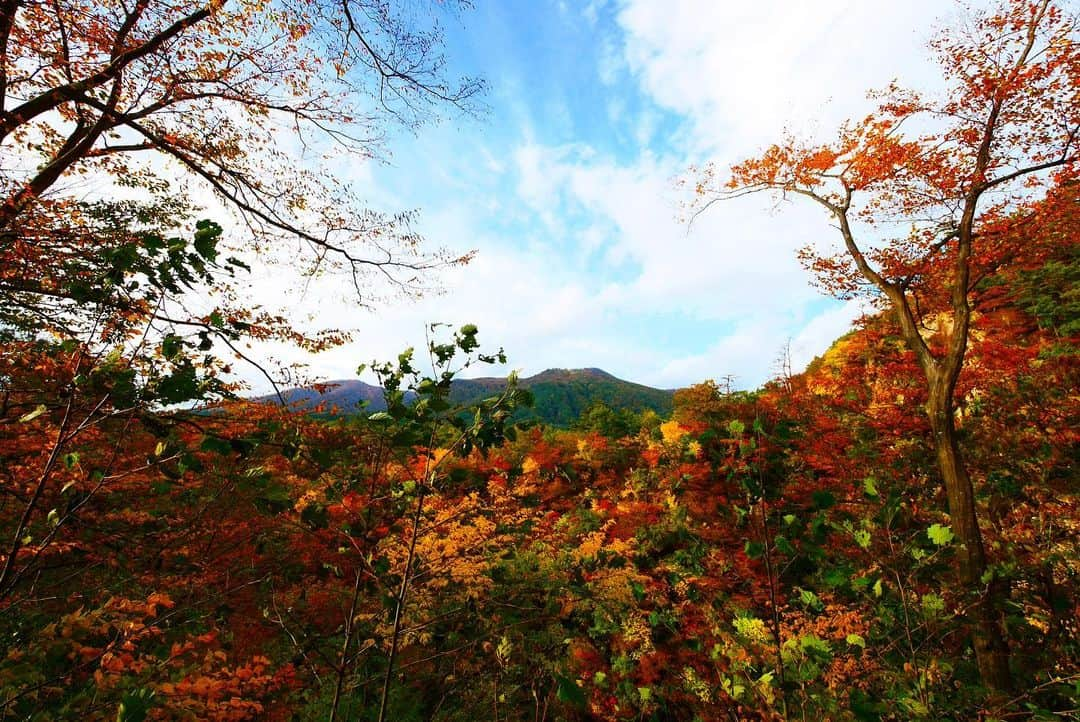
left=527, top=367, right=616, bottom=383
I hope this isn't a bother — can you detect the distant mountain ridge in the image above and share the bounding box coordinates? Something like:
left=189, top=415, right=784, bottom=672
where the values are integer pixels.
left=261, top=368, right=674, bottom=426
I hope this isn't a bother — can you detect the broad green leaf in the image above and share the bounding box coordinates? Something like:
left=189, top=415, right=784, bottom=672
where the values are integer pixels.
left=774, top=534, right=796, bottom=557
left=161, top=334, right=183, bottom=360
left=799, top=588, right=824, bottom=611
left=798, top=634, right=832, bottom=660
left=927, top=523, right=954, bottom=546
left=555, top=674, right=586, bottom=707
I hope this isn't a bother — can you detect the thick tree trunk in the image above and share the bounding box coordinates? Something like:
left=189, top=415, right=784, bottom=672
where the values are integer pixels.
left=926, top=380, right=1013, bottom=692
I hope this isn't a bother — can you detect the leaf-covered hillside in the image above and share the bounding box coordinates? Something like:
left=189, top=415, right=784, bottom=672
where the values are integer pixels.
left=1, top=0, right=1077, bottom=719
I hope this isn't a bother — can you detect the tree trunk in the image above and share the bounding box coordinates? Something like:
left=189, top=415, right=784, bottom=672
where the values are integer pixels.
left=926, top=380, right=1012, bottom=692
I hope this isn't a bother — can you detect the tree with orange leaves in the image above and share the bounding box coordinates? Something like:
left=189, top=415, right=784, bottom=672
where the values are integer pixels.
left=689, top=0, right=1078, bottom=692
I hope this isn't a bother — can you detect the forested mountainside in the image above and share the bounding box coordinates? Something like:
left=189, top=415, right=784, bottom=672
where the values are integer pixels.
left=269, top=367, right=674, bottom=426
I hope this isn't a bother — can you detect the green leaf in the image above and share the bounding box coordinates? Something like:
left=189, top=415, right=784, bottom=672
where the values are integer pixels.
left=496, top=635, right=512, bottom=662
left=900, top=697, right=929, bottom=716
left=797, top=634, right=832, bottom=660
left=156, top=362, right=200, bottom=404
left=845, top=633, right=866, bottom=649
left=863, top=477, right=879, bottom=498
left=812, top=490, right=836, bottom=509
left=872, top=578, right=883, bottom=597
left=920, top=593, right=945, bottom=618
left=19, top=405, right=46, bottom=423
left=849, top=689, right=884, bottom=721
left=555, top=674, right=586, bottom=707
left=63, top=452, right=79, bottom=470
left=161, top=334, right=183, bottom=360
left=200, top=436, right=233, bottom=455
left=774, top=534, right=796, bottom=557
left=117, top=687, right=155, bottom=722
left=927, top=523, right=954, bottom=546
left=853, top=529, right=871, bottom=550
left=192, top=219, right=222, bottom=262
left=799, top=588, right=824, bottom=611
left=744, top=540, right=765, bottom=559
left=823, top=565, right=853, bottom=589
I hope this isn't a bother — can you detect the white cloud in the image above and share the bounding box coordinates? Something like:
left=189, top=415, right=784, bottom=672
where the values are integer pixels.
left=789, top=299, right=871, bottom=371
left=503, top=141, right=831, bottom=319
left=612, top=0, right=960, bottom=157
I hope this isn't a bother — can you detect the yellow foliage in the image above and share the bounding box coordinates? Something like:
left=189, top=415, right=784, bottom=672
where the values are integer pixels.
left=575, top=438, right=593, bottom=462
left=428, top=447, right=453, bottom=468
left=575, top=530, right=606, bottom=560
left=573, top=521, right=634, bottom=562
left=293, top=489, right=320, bottom=513
left=390, top=493, right=501, bottom=599
left=660, top=420, right=689, bottom=444
left=619, top=613, right=655, bottom=658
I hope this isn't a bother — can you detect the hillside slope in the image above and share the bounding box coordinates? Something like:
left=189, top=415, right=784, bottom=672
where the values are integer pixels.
left=263, top=368, right=675, bottom=426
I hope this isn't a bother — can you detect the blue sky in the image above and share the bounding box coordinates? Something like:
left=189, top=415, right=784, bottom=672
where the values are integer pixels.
left=248, top=0, right=975, bottom=390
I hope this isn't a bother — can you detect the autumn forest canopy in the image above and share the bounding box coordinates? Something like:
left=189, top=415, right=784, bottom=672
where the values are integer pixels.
left=0, top=0, right=1077, bottom=719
